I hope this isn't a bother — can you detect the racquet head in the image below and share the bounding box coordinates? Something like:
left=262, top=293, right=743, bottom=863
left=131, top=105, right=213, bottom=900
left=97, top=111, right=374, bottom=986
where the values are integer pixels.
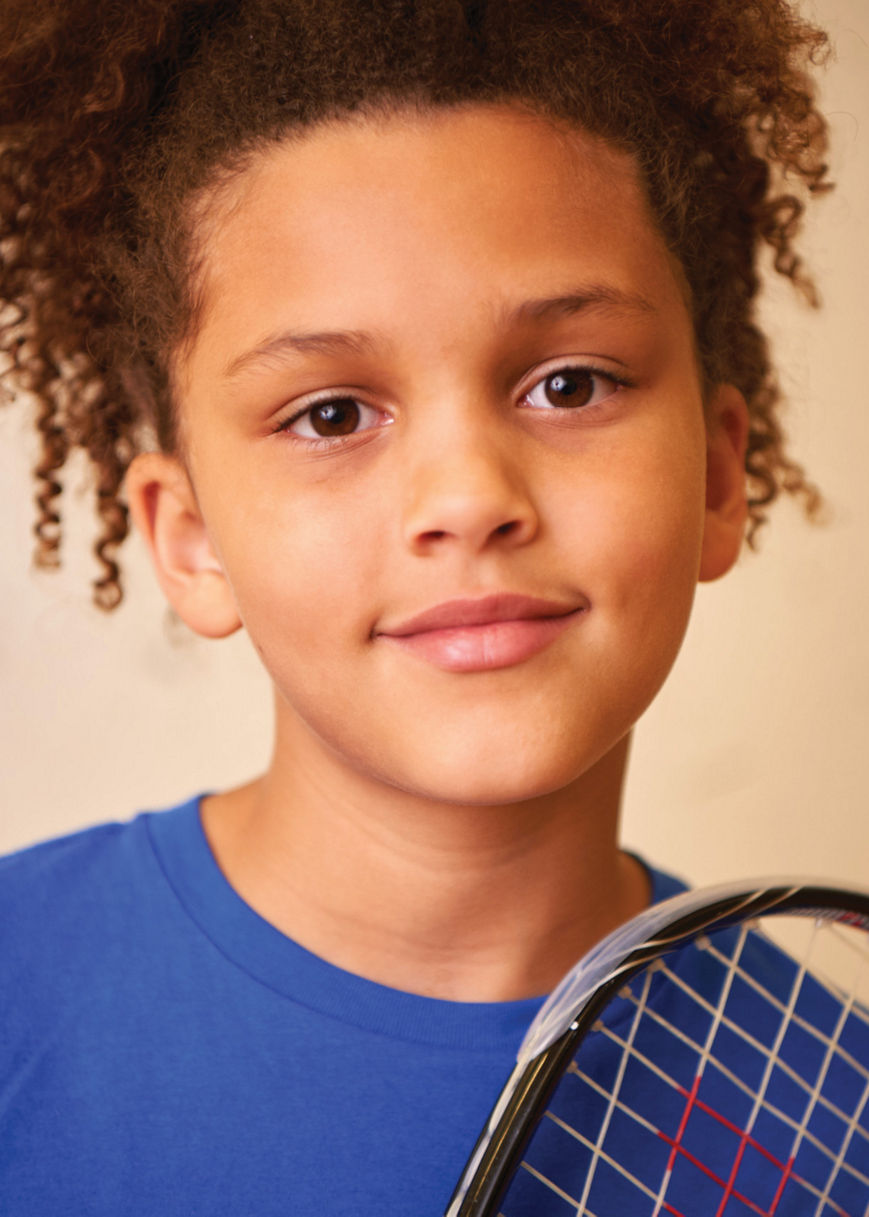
left=446, top=880, right=869, bottom=1217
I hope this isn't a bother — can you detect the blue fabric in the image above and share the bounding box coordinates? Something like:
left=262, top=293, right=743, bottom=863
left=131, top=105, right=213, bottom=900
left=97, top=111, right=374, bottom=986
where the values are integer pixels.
left=2, top=796, right=815, bottom=1216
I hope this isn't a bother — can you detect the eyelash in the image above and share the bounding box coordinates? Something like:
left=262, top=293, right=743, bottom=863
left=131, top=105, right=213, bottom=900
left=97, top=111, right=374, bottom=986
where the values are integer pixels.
left=273, top=363, right=632, bottom=444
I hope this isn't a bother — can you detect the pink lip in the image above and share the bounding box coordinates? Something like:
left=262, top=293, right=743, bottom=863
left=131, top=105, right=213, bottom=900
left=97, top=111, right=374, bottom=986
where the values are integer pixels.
left=376, top=594, right=587, bottom=673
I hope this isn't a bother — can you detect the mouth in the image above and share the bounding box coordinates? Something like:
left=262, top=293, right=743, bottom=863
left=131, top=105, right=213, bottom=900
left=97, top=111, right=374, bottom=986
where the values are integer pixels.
left=375, top=594, right=587, bottom=673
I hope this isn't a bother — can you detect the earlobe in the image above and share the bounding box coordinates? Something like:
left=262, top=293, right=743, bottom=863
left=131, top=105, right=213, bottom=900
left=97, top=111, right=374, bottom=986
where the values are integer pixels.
left=698, top=384, right=750, bottom=583
left=125, top=452, right=242, bottom=638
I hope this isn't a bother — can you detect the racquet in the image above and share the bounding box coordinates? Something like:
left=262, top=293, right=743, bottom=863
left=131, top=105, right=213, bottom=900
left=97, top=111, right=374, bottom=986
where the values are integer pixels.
left=445, top=880, right=869, bottom=1217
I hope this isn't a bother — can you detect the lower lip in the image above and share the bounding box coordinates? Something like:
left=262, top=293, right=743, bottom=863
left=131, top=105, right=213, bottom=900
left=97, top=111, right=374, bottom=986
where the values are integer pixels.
left=381, top=611, right=583, bottom=673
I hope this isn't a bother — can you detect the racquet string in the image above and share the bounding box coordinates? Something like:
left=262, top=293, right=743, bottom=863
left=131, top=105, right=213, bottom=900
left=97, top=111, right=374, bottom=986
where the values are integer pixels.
left=495, top=916, right=869, bottom=1217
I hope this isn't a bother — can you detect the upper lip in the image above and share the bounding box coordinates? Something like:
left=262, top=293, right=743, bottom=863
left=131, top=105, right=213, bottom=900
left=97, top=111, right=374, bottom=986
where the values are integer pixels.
left=377, top=594, right=585, bottom=637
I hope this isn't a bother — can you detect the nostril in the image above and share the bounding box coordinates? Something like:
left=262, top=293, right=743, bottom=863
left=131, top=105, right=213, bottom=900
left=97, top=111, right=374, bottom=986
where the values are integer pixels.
left=495, top=520, right=518, bottom=536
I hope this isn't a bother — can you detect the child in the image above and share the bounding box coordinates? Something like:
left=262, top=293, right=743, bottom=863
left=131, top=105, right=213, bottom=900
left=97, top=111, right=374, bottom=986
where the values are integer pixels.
left=0, top=1, right=850, bottom=1213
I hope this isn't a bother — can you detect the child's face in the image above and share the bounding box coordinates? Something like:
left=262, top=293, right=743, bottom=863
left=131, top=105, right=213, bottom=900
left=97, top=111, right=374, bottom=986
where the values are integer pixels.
left=155, top=105, right=745, bottom=805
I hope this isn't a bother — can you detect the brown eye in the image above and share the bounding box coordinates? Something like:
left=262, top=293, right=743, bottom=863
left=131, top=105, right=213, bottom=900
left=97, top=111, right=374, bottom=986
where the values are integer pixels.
left=309, top=399, right=361, bottom=436
left=282, top=396, right=388, bottom=442
left=523, top=366, right=622, bottom=413
left=543, top=370, right=594, bottom=407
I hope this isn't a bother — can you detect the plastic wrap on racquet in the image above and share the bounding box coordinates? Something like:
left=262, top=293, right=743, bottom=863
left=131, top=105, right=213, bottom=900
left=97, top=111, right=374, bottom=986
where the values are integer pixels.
left=446, top=880, right=869, bottom=1217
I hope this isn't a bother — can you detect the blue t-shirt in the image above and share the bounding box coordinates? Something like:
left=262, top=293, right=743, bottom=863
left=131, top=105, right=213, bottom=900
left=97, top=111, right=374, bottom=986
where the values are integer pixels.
left=0, top=797, right=683, bottom=1215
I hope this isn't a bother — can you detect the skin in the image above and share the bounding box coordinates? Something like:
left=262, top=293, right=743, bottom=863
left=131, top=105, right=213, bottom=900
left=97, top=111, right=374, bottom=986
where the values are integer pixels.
left=127, top=105, right=748, bottom=1001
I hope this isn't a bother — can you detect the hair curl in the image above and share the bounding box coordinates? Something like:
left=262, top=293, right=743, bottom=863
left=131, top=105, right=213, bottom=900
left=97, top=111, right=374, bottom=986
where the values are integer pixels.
left=0, top=0, right=829, bottom=607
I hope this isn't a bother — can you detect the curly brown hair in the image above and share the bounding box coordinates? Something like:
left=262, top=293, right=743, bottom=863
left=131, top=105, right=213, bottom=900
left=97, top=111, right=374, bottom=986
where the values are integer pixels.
left=0, top=0, right=829, bottom=608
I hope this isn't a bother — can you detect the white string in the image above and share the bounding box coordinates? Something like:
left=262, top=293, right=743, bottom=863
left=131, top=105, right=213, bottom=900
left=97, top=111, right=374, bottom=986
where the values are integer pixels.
left=538, top=1109, right=665, bottom=1207
left=702, top=933, right=869, bottom=1070
left=593, top=1018, right=869, bottom=1196
left=651, top=924, right=752, bottom=1216
left=651, top=956, right=869, bottom=1132
left=743, top=919, right=817, bottom=1136
left=810, top=935, right=869, bottom=1217
left=573, top=966, right=656, bottom=1215
left=814, top=1065, right=869, bottom=1217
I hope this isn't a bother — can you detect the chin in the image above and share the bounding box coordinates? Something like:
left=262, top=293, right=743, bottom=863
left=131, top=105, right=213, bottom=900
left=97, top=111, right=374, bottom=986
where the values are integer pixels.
left=385, top=737, right=610, bottom=809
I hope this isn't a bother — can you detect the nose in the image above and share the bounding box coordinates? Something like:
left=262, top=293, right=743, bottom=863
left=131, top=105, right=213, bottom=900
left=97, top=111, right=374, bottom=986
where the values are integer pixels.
left=401, top=427, right=539, bottom=556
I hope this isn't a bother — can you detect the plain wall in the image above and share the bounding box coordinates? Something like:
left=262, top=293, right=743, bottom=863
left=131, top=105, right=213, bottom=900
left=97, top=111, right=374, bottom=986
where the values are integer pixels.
left=1, top=0, right=867, bottom=889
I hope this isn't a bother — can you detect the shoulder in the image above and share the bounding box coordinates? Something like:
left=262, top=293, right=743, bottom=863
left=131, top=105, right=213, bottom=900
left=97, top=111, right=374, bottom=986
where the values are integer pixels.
left=1, top=812, right=152, bottom=924
left=0, top=815, right=139, bottom=887
left=0, top=799, right=208, bottom=1070
left=0, top=798, right=201, bottom=985
left=0, top=817, right=135, bottom=930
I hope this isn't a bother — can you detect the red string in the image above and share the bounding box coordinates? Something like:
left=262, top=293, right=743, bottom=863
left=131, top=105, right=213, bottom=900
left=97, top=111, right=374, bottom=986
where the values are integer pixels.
left=655, top=1072, right=803, bottom=1217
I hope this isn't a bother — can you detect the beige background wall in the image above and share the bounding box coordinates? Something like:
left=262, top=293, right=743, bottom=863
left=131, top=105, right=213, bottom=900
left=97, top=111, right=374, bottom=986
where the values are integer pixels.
left=1, top=0, right=867, bottom=889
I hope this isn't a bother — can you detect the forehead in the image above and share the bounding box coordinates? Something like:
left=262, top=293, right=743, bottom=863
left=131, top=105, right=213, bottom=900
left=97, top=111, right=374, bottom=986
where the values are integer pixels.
left=180, top=105, right=690, bottom=393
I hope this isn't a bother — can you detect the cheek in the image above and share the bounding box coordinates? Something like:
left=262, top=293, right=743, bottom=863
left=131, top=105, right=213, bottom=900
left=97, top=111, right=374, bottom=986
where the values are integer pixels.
left=214, top=473, right=383, bottom=651
left=557, top=436, right=706, bottom=570
left=551, top=422, right=708, bottom=667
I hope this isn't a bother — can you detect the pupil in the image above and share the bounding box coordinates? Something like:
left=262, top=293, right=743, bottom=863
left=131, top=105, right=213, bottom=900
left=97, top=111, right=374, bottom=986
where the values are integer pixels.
left=311, top=399, right=360, bottom=436
left=544, top=371, right=593, bottom=408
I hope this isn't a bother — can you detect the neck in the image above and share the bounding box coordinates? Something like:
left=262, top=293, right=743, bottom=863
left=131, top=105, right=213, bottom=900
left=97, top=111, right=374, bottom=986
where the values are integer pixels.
left=201, top=728, right=648, bottom=1001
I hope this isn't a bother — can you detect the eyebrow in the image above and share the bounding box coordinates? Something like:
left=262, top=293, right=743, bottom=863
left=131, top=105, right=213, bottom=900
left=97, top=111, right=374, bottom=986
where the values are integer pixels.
left=509, top=285, right=656, bottom=325
left=222, top=285, right=656, bottom=382
left=224, top=328, right=379, bottom=381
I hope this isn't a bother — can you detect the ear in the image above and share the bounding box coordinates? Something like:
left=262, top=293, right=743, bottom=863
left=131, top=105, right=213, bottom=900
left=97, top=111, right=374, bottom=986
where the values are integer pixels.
left=125, top=452, right=242, bottom=638
left=699, top=384, right=750, bottom=583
